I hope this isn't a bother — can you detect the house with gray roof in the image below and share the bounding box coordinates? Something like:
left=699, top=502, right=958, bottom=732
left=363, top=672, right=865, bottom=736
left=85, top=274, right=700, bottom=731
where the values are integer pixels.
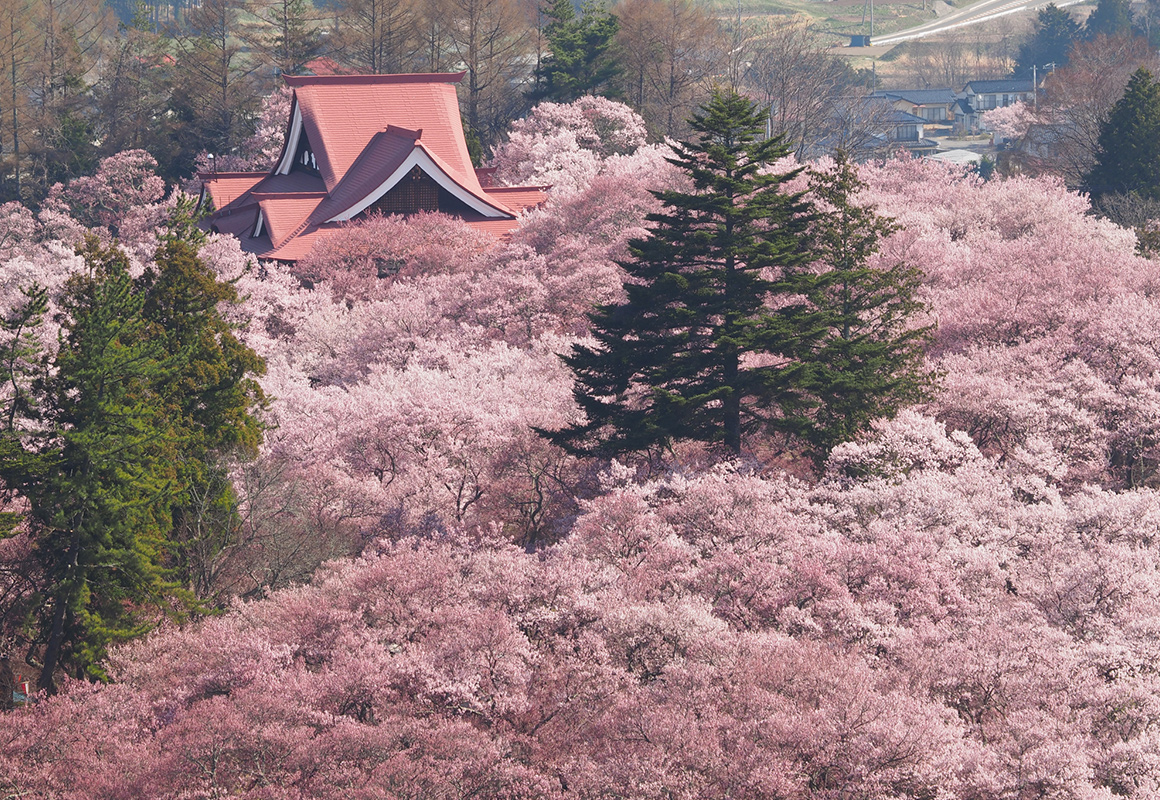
left=962, top=80, right=1035, bottom=112
left=871, top=88, right=957, bottom=123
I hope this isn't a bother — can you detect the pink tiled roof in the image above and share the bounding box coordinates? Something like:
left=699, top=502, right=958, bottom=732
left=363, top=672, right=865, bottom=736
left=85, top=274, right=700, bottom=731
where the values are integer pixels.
left=256, top=195, right=325, bottom=248
left=202, top=72, right=550, bottom=260
left=483, top=186, right=551, bottom=214
left=201, top=173, right=267, bottom=212
left=283, top=73, right=480, bottom=196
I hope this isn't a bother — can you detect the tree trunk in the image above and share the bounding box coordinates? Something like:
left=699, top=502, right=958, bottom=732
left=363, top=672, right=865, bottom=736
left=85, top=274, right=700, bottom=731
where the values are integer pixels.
left=38, top=527, right=81, bottom=694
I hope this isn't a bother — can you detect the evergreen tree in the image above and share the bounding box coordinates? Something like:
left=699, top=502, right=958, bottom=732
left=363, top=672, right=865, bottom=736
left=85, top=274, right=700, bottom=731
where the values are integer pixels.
left=1083, top=0, right=1134, bottom=39
left=549, top=96, right=932, bottom=460
left=533, top=0, right=621, bottom=102
left=1014, top=4, right=1080, bottom=79
left=548, top=91, right=817, bottom=457
left=1086, top=68, right=1160, bottom=201
left=1, top=239, right=179, bottom=692
left=0, top=234, right=265, bottom=692
left=139, top=234, right=266, bottom=600
left=784, top=154, right=933, bottom=459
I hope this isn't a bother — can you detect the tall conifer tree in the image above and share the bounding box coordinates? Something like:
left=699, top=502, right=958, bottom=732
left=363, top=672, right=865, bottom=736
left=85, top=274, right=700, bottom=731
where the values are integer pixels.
left=1014, top=4, right=1080, bottom=79
left=549, top=91, right=816, bottom=457
left=0, top=231, right=266, bottom=692
left=785, top=154, right=933, bottom=459
left=549, top=95, right=933, bottom=460
left=533, top=0, right=620, bottom=102
left=1086, top=68, right=1160, bottom=201
left=5, top=239, right=179, bottom=692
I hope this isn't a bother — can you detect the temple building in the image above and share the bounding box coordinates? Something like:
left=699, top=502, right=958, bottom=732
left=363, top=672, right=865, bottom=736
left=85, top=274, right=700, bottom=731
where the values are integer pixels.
left=199, top=72, right=549, bottom=261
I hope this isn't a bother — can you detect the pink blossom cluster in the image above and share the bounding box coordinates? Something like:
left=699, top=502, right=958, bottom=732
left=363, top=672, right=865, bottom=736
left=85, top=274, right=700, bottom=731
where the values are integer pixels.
left=8, top=106, right=1160, bottom=796
left=980, top=101, right=1035, bottom=142
left=491, top=96, right=661, bottom=197
left=862, top=155, right=1158, bottom=489
left=5, top=414, right=1160, bottom=796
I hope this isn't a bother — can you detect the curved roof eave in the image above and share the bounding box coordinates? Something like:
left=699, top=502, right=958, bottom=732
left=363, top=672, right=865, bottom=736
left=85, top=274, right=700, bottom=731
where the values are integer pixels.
left=320, top=143, right=514, bottom=224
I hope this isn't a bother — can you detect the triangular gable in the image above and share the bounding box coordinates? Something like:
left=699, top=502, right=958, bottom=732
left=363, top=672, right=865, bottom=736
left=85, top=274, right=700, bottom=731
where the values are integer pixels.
left=204, top=72, right=550, bottom=261
left=199, top=172, right=268, bottom=214
left=255, top=193, right=328, bottom=247
left=324, top=145, right=513, bottom=222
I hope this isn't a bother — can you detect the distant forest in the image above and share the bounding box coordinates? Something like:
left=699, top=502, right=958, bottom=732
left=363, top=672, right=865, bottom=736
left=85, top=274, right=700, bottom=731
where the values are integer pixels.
left=0, top=0, right=882, bottom=204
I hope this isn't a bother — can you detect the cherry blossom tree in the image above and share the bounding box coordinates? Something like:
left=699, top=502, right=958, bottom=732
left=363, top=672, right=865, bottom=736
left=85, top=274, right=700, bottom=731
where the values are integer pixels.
left=862, top=155, right=1160, bottom=488
left=491, top=95, right=653, bottom=196
left=8, top=100, right=1160, bottom=800
left=7, top=411, right=1160, bottom=795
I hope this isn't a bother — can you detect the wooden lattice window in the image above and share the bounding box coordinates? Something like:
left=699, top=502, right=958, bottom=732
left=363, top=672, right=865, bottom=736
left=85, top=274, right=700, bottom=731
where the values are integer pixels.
left=369, top=166, right=439, bottom=214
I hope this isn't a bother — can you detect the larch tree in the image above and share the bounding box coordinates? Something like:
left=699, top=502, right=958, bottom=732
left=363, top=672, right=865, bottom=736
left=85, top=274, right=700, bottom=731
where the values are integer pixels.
left=742, top=17, right=856, bottom=161
left=331, top=0, right=423, bottom=75
left=1020, top=35, right=1160, bottom=187
left=167, top=0, right=264, bottom=178
left=91, top=8, right=173, bottom=157
left=25, top=0, right=110, bottom=190
left=247, top=0, right=322, bottom=76
left=437, top=0, right=533, bottom=144
left=0, top=0, right=34, bottom=201
left=614, top=0, right=722, bottom=137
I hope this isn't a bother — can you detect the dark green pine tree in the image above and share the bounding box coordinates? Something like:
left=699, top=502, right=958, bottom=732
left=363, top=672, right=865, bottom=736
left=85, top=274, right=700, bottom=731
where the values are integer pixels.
left=532, top=0, right=621, bottom=103
left=0, top=285, right=49, bottom=540
left=1014, top=4, right=1081, bottom=79
left=1084, top=0, right=1135, bottom=39
left=783, top=154, right=934, bottom=460
left=1086, top=68, right=1160, bottom=201
left=0, top=230, right=266, bottom=692
left=548, top=91, right=816, bottom=457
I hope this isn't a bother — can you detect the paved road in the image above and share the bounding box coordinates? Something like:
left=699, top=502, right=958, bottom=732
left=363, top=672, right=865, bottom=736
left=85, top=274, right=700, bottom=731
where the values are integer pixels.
left=870, top=0, right=1084, bottom=45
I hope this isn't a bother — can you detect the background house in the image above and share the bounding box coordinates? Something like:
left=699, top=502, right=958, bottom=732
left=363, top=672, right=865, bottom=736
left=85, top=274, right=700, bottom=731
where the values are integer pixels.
left=871, top=88, right=957, bottom=124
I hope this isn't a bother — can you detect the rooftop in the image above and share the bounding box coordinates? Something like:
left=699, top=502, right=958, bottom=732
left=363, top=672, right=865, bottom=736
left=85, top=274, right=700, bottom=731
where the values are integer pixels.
left=201, top=73, right=548, bottom=260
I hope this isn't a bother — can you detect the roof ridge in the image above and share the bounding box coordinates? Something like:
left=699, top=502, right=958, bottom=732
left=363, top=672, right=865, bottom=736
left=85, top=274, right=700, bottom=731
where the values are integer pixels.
left=198, top=170, right=269, bottom=179
left=285, top=72, right=466, bottom=87
left=484, top=184, right=552, bottom=193
left=251, top=191, right=329, bottom=199
left=274, top=217, right=317, bottom=250
left=385, top=124, right=422, bottom=140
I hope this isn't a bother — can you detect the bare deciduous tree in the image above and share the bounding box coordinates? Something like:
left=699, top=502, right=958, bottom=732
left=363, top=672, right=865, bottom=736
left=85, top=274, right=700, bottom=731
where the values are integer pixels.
left=1019, top=34, right=1160, bottom=185
left=615, top=0, right=723, bottom=138
left=436, top=0, right=533, bottom=143
left=742, top=17, right=855, bottom=159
